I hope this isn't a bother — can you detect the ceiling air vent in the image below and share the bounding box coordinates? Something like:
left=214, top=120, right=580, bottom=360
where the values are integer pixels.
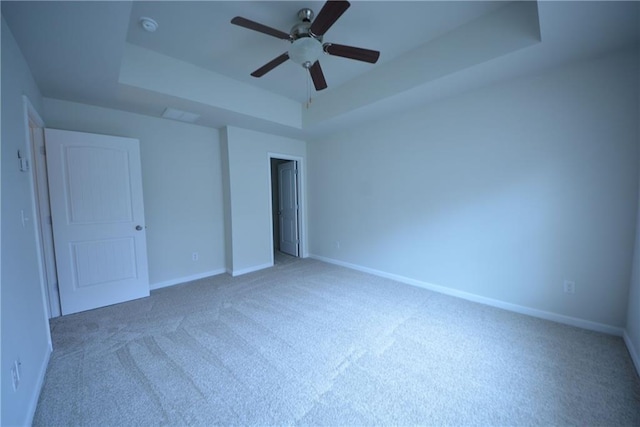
left=162, top=108, right=200, bottom=123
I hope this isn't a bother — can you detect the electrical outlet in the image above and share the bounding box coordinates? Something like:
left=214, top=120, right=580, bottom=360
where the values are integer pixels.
left=192, top=252, right=199, bottom=261
left=335, top=241, right=341, bottom=249
left=11, top=360, right=21, bottom=391
left=563, top=280, right=575, bottom=294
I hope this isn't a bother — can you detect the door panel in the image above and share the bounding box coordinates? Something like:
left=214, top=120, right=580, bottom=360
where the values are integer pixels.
left=64, top=146, right=133, bottom=223
left=278, top=161, right=299, bottom=257
left=72, top=238, right=137, bottom=287
left=45, top=128, right=149, bottom=315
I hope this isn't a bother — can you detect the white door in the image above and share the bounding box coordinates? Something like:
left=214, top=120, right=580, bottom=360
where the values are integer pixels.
left=45, top=129, right=149, bottom=315
left=278, top=161, right=299, bottom=257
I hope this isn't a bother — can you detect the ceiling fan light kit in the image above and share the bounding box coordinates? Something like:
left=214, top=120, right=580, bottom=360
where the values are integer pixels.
left=288, top=37, right=323, bottom=69
left=231, top=0, right=380, bottom=93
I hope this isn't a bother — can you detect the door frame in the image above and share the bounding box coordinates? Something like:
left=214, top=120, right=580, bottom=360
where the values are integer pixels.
left=267, top=152, right=307, bottom=265
left=22, top=96, right=59, bottom=326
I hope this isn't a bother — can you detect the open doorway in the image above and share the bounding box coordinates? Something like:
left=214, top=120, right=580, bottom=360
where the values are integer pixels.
left=270, top=157, right=300, bottom=265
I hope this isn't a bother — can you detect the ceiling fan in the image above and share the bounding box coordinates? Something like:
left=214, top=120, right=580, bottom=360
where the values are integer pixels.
left=231, top=0, right=380, bottom=91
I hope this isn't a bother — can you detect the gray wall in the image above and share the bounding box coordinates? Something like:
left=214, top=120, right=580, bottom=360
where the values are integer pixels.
left=629, top=170, right=640, bottom=372
left=222, top=126, right=307, bottom=275
left=42, top=99, right=226, bottom=289
left=309, top=48, right=639, bottom=329
left=627, top=40, right=640, bottom=372
left=1, top=17, right=52, bottom=426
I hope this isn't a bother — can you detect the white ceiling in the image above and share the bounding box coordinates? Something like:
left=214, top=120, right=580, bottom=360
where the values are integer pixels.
left=126, top=1, right=506, bottom=103
left=2, top=1, right=639, bottom=139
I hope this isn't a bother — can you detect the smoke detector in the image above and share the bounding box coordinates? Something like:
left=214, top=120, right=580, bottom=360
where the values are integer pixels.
left=139, top=17, right=158, bottom=32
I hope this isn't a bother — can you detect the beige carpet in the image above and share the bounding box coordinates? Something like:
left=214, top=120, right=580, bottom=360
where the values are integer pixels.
left=34, top=258, right=640, bottom=425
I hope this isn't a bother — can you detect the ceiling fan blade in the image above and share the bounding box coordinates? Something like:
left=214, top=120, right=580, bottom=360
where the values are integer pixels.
left=309, top=1, right=350, bottom=36
left=309, top=61, right=328, bottom=91
left=231, top=16, right=290, bottom=40
left=251, top=53, right=290, bottom=77
left=323, top=43, right=380, bottom=64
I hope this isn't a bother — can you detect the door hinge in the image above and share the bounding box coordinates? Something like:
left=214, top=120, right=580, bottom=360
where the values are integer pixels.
left=47, top=215, right=53, bottom=225
left=40, top=145, right=46, bottom=156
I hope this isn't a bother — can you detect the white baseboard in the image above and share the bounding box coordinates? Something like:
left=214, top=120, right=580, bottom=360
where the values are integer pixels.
left=623, top=330, right=640, bottom=377
left=26, top=345, right=52, bottom=426
left=150, top=269, right=226, bottom=290
left=310, top=254, right=624, bottom=336
left=231, top=262, right=273, bottom=277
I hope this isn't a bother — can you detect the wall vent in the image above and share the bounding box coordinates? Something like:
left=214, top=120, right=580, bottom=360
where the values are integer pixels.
left=162, top=108, right=200, bottom=123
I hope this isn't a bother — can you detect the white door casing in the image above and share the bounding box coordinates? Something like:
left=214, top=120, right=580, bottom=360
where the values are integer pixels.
left=30, top=124, right=61, bottom=318
left=45, top=128, right=149, bottom=315
left=278, top=161, right=299, bottom=257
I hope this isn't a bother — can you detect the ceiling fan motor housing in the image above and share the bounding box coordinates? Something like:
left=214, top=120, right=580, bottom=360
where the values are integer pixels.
left=290, top=9, right=320, bottom=41
left=297, top=8, right=314, bottom=22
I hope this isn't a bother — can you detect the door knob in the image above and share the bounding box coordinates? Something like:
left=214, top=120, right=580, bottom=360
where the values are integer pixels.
left=135, top=225, right=143, bottom=231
